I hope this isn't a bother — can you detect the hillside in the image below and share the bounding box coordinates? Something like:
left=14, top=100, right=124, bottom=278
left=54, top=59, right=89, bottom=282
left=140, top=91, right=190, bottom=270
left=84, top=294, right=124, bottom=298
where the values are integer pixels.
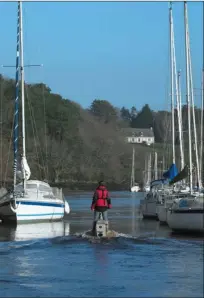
left=0, top=74, right=203, bottom=190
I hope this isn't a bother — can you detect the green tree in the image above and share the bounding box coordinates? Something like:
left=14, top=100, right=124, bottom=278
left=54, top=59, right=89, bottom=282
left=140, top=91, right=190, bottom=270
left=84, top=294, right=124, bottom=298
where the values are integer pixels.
left=130, top=106, right=137, bottom=120
left=120, top=106, right=131, bottom=123
left=1, top=73, right=202, bottom=189
left=89, top=99, right=117, bottom=123
left=131, top=104, right=153, bottom=128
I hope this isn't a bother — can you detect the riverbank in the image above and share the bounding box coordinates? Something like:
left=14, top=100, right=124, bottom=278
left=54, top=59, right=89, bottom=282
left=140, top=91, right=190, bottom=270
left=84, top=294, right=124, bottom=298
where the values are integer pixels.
left=1, top=180, right=131, bottom=192
left=51, top=181, right=130, bottom=192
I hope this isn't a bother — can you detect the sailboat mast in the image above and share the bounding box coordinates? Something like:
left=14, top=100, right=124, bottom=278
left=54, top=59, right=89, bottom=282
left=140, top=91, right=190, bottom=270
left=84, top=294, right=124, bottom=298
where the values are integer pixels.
left=19, top=1, right=26, bottom=191
left=172, top=10, right=185, bottom=171
left=13, top=2, right=21, bottom=190
left=131, top=145, right=135, bottom=188
left=184, top=1, right=193, bottom=193
left=200, top=1, right=204, bottom=187
left=144, top=155, right=147, bottom=185
left=170, top=2, right=175, bottom=164
left=162, top=155, right=165, bottom=173
left=154, top=152, right=158, bottom=180
left=188, top=24, right=201, bottom=189
left=177, top=70, right=185, bottom=169
left=148, top=152, right=152, bottom=182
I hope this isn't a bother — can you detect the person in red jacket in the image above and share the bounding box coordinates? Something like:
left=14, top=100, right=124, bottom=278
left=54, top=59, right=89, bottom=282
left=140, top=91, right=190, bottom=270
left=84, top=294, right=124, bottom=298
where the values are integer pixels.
left=90, top=180, right=112, bottom=234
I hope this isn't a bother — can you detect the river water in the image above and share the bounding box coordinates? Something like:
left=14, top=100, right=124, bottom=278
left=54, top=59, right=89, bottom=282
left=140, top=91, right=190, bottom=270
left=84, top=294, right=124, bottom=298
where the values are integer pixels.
left=0, top=191, right=203, bottom=297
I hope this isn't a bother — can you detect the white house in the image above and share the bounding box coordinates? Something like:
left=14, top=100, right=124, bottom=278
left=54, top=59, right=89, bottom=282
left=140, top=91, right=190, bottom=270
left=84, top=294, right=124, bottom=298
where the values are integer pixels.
left=122, top=128, right=155, bottom=146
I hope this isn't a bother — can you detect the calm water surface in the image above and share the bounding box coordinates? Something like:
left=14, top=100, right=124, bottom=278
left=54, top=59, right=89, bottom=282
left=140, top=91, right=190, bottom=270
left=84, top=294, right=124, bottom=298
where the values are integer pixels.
left=0, top=191, right=203, bottom=297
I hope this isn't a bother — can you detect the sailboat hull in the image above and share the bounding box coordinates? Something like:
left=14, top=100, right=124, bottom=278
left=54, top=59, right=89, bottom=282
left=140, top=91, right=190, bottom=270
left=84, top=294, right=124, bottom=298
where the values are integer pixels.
left=157, top=199, right=174, bottom=224
left=0, top=180, right=70, bottom=224
left=0, top=199, right=65, bottom=223
left=167, top=209, right=204, bottom=233
left=130, top=185, right=140, bottom=192
left=0, top=201, right=17, bottom=223
left=143, top=186, right=150, bottom=192
left=140, top=197, right=158, bottom=218
left=166, top=196, right=204, bottom=233
left=157, top=204, right=167, bottom=223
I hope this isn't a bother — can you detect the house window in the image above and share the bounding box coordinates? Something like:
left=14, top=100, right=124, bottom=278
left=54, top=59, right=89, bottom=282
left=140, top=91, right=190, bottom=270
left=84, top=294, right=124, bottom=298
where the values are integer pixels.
left=138, top=138, right=140, bottom=142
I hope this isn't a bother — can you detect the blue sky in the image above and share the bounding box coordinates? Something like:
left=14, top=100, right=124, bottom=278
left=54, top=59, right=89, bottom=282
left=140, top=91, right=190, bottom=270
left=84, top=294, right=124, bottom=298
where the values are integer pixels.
left=0, top=1, right=202, bottom=111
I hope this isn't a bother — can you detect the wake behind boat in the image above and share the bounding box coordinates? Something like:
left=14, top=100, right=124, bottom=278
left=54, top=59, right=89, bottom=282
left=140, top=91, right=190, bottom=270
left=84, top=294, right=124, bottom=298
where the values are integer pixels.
left=84, top=229, right=118, bottom=238
left=79, top=212, right=118, bottom=239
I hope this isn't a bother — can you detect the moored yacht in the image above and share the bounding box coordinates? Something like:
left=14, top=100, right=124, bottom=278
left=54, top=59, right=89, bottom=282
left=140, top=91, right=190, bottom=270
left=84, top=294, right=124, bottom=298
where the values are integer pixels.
left=0, top=2, right=70, bottom=224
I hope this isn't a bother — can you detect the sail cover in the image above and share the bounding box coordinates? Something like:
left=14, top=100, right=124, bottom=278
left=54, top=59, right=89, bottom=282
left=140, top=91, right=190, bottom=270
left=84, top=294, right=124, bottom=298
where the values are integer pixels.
left=17, top=156, right=31, bottom=180
left=169, top=165, right=189, bottom=185
left=21, top=156, right=31, bottom=180
left=163, top=163, right=178, bottom=181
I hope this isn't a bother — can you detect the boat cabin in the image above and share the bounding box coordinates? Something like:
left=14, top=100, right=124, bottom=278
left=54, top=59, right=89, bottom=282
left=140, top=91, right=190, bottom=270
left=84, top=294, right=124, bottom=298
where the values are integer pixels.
left=15, top=180, right=63, bottom=200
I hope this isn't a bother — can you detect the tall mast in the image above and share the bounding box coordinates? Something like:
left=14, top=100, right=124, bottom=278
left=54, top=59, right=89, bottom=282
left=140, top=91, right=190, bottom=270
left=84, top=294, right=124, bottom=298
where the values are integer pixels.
left=162, top=155, right=165, bottom=173
left=188, top=24, right=201, bottom=189
left=171, top=9, right=185, bottom=171
left=148, top=152, right=152, bottom=183
left=13, top=2, right=21, bottom=191
left=130, top=145, right=135, bottom=188
left=184, top=2, right=193, bottom=193
left=144, top=155, right=147, bottom=185
left=19, top=1, right=26, bottom=192
left=170, top=2, right=175, bottom=164
left=154, top=151, right=158, bottom=180
left=177, top=70, right=185, bottom=170
left=200, top=1, right=204, bottom=187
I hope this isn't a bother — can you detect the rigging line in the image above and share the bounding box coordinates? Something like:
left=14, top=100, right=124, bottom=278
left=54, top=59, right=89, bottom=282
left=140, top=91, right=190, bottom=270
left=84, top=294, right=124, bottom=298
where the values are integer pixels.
left=4, top=113, right=15, bottom=188
left=24, top=85, right=40, bottom=175
left=28, top=85, right=47, bottom=180
left=42, top=82, right=49, bottom=180
left=25, top=85, right=44, bottom=180
left=22, top=3, right=45, bottom=180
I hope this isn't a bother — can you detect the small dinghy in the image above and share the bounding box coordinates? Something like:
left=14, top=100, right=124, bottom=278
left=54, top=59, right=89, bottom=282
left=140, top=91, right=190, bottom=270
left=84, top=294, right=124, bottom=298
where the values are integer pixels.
left=85, top=212, right=118, bottom=238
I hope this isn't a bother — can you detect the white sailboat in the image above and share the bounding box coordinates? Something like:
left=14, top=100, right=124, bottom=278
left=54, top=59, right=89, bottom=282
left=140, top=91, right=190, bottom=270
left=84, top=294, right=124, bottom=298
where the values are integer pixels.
left=141, top=153, right=151, bottom=192
left=139, top=151, right=171, bottom=218
left=130, top=145, right=140, bottom=192
left=166, top=2, right=204, bottom=233
left=143, top=152, right=152, bottom=192
left=157, top=2, right=180, bottom=224
left=0, top=1, right=70, bottom=224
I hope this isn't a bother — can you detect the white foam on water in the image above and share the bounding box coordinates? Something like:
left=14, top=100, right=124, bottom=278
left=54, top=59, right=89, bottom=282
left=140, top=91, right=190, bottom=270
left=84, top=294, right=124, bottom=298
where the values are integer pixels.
left=74, top=230, right=134, bottom=240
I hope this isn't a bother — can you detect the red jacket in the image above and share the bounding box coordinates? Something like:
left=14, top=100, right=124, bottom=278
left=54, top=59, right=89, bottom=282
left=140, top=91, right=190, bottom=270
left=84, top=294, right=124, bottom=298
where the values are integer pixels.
left=91, top=185, right=112, bottom=211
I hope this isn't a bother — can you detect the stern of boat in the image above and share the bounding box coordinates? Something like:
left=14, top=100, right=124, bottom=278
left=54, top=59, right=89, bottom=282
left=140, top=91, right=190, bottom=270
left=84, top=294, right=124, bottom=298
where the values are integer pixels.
left=0, top=200, right=17, bottom=224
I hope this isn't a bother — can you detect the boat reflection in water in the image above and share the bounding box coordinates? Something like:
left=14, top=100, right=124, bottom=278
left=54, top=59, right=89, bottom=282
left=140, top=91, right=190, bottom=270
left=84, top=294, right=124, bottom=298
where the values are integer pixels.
left=0, top=220, right=70, bottom=242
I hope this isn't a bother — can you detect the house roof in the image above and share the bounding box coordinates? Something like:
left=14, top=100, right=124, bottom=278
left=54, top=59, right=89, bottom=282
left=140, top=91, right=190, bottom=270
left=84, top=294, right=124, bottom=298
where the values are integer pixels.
left=121, top=127, right=154, bottom=138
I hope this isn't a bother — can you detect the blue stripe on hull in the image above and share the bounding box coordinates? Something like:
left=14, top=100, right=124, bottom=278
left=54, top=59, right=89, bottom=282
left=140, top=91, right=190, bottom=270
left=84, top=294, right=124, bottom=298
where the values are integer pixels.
left=18, top=213, right=64, bottom=217
left=16, top=201, right=65, bottom=208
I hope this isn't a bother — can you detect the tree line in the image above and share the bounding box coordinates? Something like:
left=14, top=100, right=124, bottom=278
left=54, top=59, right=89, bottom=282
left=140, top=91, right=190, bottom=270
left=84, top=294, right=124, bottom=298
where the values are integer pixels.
left=0, top=74, right=203, bottom=190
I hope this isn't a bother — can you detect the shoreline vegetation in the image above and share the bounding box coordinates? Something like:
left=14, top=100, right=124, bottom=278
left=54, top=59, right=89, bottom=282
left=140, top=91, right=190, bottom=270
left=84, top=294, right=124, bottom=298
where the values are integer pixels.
left=1, top=179, right=129, bottom=192
left=0, top=74, right=203, bottom=190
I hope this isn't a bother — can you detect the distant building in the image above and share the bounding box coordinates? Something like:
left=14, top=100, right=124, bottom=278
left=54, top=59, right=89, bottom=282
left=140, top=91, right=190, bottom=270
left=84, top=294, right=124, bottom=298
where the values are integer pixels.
left=122, top=127, right=155, bottom=146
